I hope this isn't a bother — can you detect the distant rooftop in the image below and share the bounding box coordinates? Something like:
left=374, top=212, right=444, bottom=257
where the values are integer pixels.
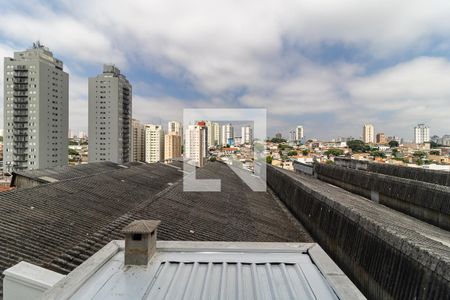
left=103, top=64, right=121, bottom=75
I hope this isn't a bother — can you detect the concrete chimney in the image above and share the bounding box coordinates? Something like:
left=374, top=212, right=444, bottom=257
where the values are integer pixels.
left=121, top=220, right=161, bottom=265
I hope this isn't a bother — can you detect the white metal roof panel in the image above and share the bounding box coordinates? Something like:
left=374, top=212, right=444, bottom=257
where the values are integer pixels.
left=68, top=244, right=338, bottom=300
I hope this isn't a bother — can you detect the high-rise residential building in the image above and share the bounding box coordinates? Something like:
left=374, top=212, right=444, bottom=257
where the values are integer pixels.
left=3, top=42, right=68, bottom=172
left=241, top=125, right=253, bottom=144
left=440, top=135, right=450, bottom=146
left=185, top=124, right=206, bottom=167
left=164, top=133, right=182, bottom=161
left=295, top=126, right=304, bottom=141
left=168, top=121, right=182, bottom=136
left=132, top=119, right=145, bottom=162
left=387, top=136, right=401, bottom=143
left=196, top=121, right=209, bottom=154
left=414, top=124, right=430, bottom=144
left=88, top=65, right=132, bottom=163
left=205, top=121, right=220, bottom=147
left=376, top=133, right=386, bottom=144
left=221, top=123, right=234, bottom=146
left=275, top=133, right=282, bottom=139
left=145, top=124, right=164, bottom=163
left=213, top=123, right=220, bottom=146
left=363, top=124, right=374, bottom=144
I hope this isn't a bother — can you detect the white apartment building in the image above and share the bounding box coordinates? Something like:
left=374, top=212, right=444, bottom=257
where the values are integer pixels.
left=221, top=123, right=234, bottom=146
left=185, top=124, right=206, bottom=167
left=363, top=124, right=375, bottom=144
left=296, top=126, right=304, bottom=142
left=3, top=42, right=69, bottom=172
left=241, top=125, right=253, bottom=144
left=145, top=124, right=164, bottom=163
left=205, top=121, right=220, bottom=147
left=168, top=121, right=182, bottom=136
left=414, top=124, right=430, bottom=144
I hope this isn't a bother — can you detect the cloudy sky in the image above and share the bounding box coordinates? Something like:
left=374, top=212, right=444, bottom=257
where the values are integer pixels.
left=1, top=0, right=450, bottom=140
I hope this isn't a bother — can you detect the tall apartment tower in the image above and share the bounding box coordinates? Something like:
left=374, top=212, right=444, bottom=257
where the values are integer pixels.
left=376, top=133, right=386, bottom=144
left=414, top=124, right=430, bottom=144
left=241, top=126, right=253, bottom=144
left=168, top=121, right=182, bottom=136
left=88, top=65, right=132, bottom=163
left=132, top=119, right=145, bottom=162
left=185, top=124, right=206, bottom=167
left=164, top=133, right=182, bottom=161
left=3, top=42, right=68, bottom=172
left=213, top=122, right=220, bottom=146
left=363, top=124, right=375, bottom=144
left=296, top=126, right=304, bottom=141
left=205, top=121, right=220, bottom=148
left=221, top=123, right=234, bottom=146
left=145, top=124, right=164, bottom=163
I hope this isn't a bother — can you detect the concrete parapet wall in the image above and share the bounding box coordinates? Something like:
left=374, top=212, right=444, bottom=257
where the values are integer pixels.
left=293, top=161, right=314, bottom=175
left=267, top=166, right=450, bottom=300
left=334, top=157, right=450, bottom=186
left=314, top=163, right=450, bottom=230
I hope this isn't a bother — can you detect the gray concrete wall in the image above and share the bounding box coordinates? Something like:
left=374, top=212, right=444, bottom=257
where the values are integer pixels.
left=334, top=158, right=450, bottom=186
left=267, top=166, right=450, bottom=300
left=11, top=174, right=44, bottom=189
left=314, top=163, right=450, bottom=230
left=293, top=161, right=314, bottom=175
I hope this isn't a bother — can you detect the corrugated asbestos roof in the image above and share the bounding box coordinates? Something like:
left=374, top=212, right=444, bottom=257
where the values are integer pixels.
left=11, top=161, right=131, bottom=184
left=0, top=161, right=312, bottom=299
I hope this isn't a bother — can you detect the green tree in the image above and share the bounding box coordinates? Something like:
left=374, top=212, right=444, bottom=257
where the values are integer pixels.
left=287, top=150, right=298, bottom=156
left=324, top=148, right=344, bottom=157
left=209, top=156, right=217, bottom=162
left=270, top=138, right=287, bottom=144
left=266, top=156, right=273, bottom=164
left=430, top=150, right=440, bottom=155
left=278, top=144, right=293, bottom=150
left=371, top=150, right=386, bottom=158
left=68, top=148, right=79, bottom=156
left=392, top=148, right=402, bottom=158
left=388, top=140, right=399, bottom=148
left=347, top=140, right=370, bottom=153
left=430, top=141, right=444, bottom=148
left=413, top=151, right=427, bottom=158
left=302, top=149, right=309, bottom=156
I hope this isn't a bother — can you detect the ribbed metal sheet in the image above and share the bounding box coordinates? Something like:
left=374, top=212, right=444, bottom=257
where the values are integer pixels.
left=70, top=251, right=338, bottom=300
left=145, top=261, right=333, bottom=300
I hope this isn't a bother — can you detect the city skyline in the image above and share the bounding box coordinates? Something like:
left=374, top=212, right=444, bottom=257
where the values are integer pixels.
left=0, top=1, right=449, bottom=140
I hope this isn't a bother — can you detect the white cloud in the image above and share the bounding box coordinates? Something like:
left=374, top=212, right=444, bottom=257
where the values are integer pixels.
left=66, top=73, right=89, bottom=133
left=0, top=44, right=16, bottom=127
left=0, top=4, right=125, bottom=66
left=347, top=57, right=450, bottom=136
left=1, top=1, right=450, bottom=138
